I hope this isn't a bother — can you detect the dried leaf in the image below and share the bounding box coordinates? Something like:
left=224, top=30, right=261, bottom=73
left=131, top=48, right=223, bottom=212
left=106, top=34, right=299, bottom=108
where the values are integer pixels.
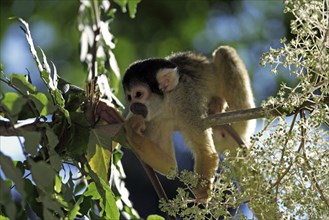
left=100, top=21, right=115, bottom=49
left=51, top=61, right=58, bottom=88
left=17, top=18, right=43, bottom=72
left=95, top=99, right=124, bottom=124
left=109, top=50, right=121, bottom=79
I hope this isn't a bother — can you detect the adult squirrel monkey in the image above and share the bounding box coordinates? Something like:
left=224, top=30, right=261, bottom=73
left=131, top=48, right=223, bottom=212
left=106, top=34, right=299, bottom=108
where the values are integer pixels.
left=123, top=46, right=255, bottom=203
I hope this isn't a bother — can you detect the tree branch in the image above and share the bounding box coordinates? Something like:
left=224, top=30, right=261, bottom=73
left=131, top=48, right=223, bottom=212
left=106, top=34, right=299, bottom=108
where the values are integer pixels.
left=204, top=96, right=329, bottom=128
left=0, top=120, right=47, bottom=136
left=1, top=97, right=328, bottom=136
left=139, top=160, right=177, bottom=220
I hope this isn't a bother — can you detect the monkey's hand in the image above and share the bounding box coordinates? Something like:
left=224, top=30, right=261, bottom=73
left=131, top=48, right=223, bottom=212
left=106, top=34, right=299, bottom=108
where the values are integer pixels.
left=125, top=114, right=146, bottom=138
left=124, top=114, right=177, bottom=175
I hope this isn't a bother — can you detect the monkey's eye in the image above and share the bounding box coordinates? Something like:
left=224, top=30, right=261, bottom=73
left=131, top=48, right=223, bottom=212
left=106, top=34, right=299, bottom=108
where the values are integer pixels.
left=135, top=91, right=143, bottom=98
left=127, top=94, right=132, bottom=101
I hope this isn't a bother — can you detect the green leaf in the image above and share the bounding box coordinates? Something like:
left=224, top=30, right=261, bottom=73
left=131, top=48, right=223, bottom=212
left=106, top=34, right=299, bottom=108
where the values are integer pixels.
left=68, top=195, right=84, bottom=220
left=59, top=106, right=70, bottom=123
left=77, top=196, right=91, bottom=216
left=29, top=92, right=56, bottom=116
left=57, top=77, right=85, bottom=112
left=42, top=125, right=61, bottom=171
left=128, top=0, right=141, bottom=18
left=10, top=73, right=36, bottom=94
left=22, top=131, right=41, bottom=156
left=113, top=0, right=128, bottom=12
left=74, top=180, right=87, bottom=195
left=63, top=89, right=85, bottom=112
left=89, top=211, right=104, bottom=220
left=43, top=208, right=57, bottom=220
left=39, top=193, right=64, bottom=219
left=0, top=153, right=26, bottom=201
left=87, top=130, right=112, bottom=182
left=41, top=70, right=52, bottom=88
left=0, top=214, right=10, bottom=220
left=84, top=178, right=119, bottom=220
left=0, top=178, right=16, bottom=220
left=112, top=125, right=130, bottom=147
left=91, top=126, right=117, bottom=150
left=54, top=175, right=62, bottom=194
left=0, top=92, right=27, bottom=120
left=113, top=149, right=123, bottom=166
left=29, top=159, right=56, bottom=193
left=49, top=152, right=62, bottom=172
left=84, top=182, right=99, bottom=199
left=123, top=205, right=140, bottom=219
left=45, top=128, right=59, bottom=149
left=98, top=178, right=119, bottom=219
left=108, top=8, right=117, bottom=17
left=51, top=89, right=65, bottom=108
left=59, top=173, right=75, bottom=203
left=14, top=161, right=25, bottom=175
left=87, top=144, right=111, bottom=182
left=16, top=102, right=36, bottom=119
left=147, top=215, right=165, bottom=220
left=67, top=114, right=90, bottom=155
left=113, top=0, right=140, bottom=18
left=23, top=178, right=42, bottom=217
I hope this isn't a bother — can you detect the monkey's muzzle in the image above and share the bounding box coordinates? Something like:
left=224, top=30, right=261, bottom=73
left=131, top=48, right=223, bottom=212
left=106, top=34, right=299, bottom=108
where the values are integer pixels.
left=130, top=103, right=148, bottom=118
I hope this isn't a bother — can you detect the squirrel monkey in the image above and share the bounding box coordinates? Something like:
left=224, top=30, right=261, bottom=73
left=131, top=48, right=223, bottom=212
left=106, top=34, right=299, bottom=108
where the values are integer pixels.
left=123, top=46, right=255, bottom=203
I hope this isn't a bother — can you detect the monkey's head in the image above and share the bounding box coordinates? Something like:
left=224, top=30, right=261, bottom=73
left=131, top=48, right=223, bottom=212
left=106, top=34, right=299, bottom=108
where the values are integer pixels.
left=123, top=58, right=180, bottom=121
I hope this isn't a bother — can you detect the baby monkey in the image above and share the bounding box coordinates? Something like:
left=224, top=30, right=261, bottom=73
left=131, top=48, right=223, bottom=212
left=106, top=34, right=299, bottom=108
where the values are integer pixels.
left=123, top=46, right=255, bottom=203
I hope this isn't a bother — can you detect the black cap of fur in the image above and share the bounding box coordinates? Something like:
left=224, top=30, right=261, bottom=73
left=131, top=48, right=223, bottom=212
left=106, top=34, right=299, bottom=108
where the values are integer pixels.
left=123, top=58, right=177, bottom=96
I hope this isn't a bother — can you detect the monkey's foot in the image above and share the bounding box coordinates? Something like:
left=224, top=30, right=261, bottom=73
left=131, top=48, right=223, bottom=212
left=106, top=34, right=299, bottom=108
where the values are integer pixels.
left=194, top=179, right=213, bottom=203
left=208, top=96, right=227, bottom=115
left=194, top=186, right=212, bottom=203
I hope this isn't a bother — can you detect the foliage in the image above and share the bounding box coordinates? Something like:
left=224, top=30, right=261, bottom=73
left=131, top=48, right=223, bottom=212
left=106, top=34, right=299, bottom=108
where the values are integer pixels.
left=256, top=0, right=329, bottom=218
left=160, top=0, right=329, bottom=219
left=0, top=0, right=143, bottom=219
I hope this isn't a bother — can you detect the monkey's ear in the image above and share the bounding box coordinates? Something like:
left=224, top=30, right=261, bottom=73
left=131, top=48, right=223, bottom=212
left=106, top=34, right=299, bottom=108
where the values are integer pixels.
left=156, top=68, right=179, bottom=92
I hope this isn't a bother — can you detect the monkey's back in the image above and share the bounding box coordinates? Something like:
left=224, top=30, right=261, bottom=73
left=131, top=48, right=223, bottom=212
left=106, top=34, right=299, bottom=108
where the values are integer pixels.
left=167, top=52, right=218, bottom=98
left=165, top=52, right=217, bottom=129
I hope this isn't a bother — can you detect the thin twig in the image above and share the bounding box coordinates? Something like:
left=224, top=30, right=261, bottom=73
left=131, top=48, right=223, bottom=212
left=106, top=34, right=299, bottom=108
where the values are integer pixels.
left=274, top=112, right=299, bottom=195
left=300, top=111, right=329, bottom=208
left=139, top=160, right=177, bottom=220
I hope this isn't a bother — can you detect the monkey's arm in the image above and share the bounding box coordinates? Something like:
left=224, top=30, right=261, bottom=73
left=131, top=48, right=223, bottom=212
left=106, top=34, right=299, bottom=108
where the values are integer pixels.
left=124, top=114, right=177, bottom=175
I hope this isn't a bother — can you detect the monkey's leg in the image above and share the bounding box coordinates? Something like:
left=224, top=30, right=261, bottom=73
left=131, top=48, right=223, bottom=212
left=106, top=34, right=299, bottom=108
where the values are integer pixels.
left=212, top=46, right=256, bottom=153
left=183, top=128, right=219, bottom=203
left=208, top=96, right=227, bottom=115
left=207, top=96, right=236, bottom=152
left=125, top=115, right=177, bottom=176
